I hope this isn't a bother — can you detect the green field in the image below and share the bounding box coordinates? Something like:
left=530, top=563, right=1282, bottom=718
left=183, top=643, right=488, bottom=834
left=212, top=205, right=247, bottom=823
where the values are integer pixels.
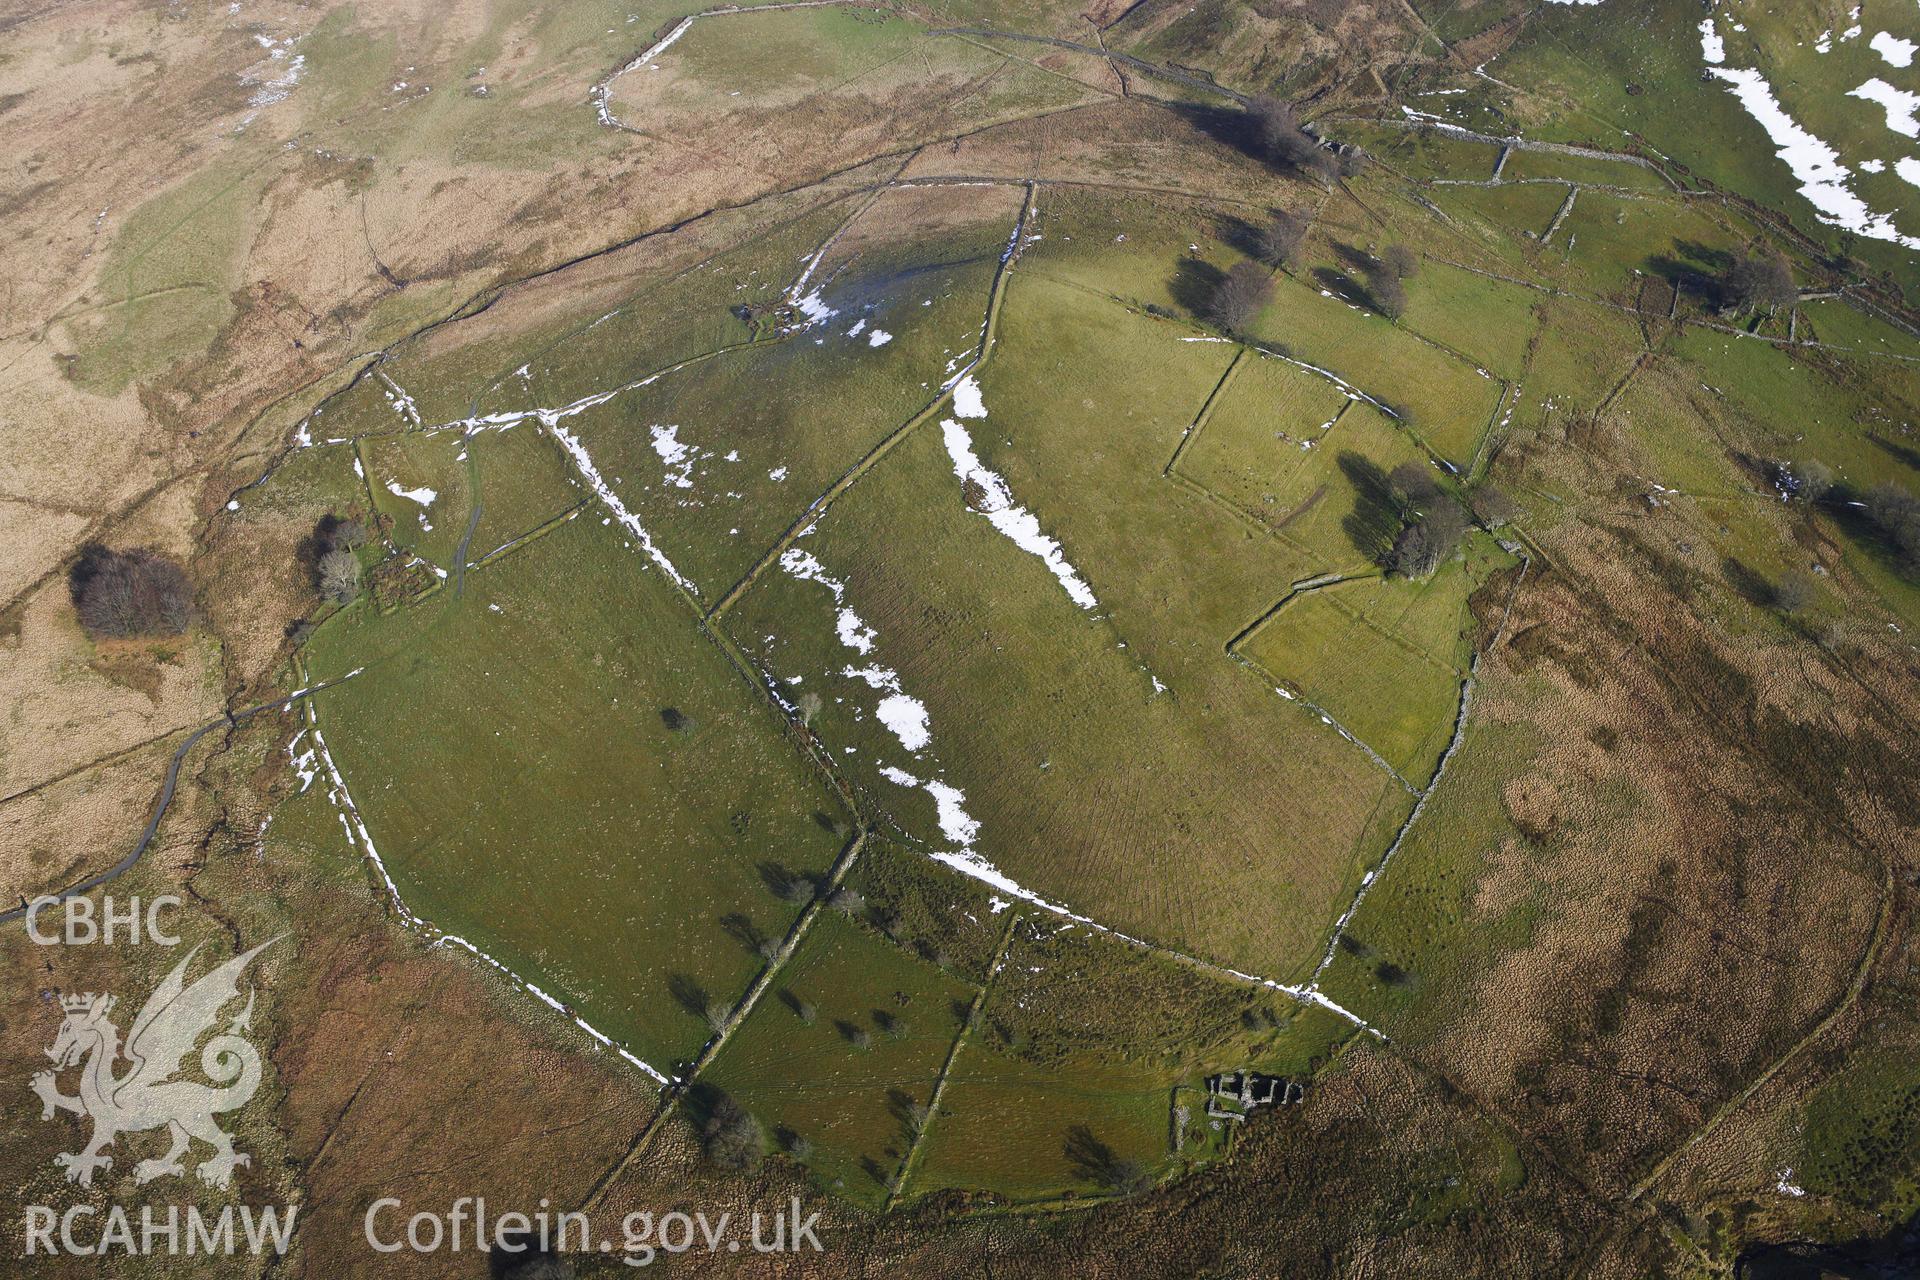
left=905, top=920, right=1341, bottom=1203
left=1178, top=368, right=1432, bottom=572
left=1247, top=271, right=1506, bottom=465
left=702, top=909, right=977, bottom=1209
left=226, top=16, right=1920, bottom=1228
left=302, top=512, right=851, bottom=1071
left=1241, top=535, right=1514, bottom=784
left=727, top=271, right=1409, bottom=980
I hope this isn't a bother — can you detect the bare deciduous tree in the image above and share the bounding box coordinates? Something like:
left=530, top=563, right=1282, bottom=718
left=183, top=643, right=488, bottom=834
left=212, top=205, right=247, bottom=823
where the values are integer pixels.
left=699, top=1092, right=764, bottom=1172
left=1244, top=96, right=1334, bottom=182
left=1388, top=461, right=1440, bottom=516
left=318, top=548, right=362, bottom=604
left=1724, top=250, right=1796, bottom=312
left=1206, top=261, right=1275, bottom=333
left=1368, top=269, right=1407, bottom=319
left=1385, top=500, right=1469, bottom=579
left=1254, top=208, right=1307, bottom=268
left=1378, top=244, right=1419, bottom=281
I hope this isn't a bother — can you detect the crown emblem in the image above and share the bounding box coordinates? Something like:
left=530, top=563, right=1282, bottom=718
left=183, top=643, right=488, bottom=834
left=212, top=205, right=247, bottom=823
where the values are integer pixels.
left=59, top=993, right=105, bottom=1014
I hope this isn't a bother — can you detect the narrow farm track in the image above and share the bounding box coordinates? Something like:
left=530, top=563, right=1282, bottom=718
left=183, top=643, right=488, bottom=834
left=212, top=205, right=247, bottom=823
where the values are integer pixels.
left=0, top=673, right=362, bottom=927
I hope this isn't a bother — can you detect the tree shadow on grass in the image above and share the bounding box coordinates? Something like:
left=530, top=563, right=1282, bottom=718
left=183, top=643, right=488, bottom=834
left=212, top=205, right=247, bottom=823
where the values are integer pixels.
left=1647, top=240, right=1736, bottom=307
left=1169, top=102, right=1261, bottom=160
left=1330, top=240, right=1376, bottom=274
left=1869, top=433, right=1920, bottom=473
left=1216, top=212, right=1260, bottom=259
left=1311, top=263, right=1396, bottom=317
left=886, top=1088, right=927, bottom=1146
left=1169, top=256, right=1226, bottom=320
left=1339, top=451, right=1401, bottom=564
left=1720, top=556, right=1777, bottom=609
left=720, top=912, right=766, bottom=955
left=1064, top=1124, right=1146, bottom=1193
left=667, top=973, right=710, bottom=1020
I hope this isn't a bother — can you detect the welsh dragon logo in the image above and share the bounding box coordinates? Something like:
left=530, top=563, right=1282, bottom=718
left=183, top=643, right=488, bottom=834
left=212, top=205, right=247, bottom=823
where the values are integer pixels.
left=31, top=938, right=279, bottom=1188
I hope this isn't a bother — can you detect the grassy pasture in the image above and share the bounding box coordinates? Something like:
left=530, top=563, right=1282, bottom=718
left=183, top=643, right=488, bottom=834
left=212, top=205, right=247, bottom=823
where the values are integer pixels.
left=65, top=156, right=269, bottom=394
left=304, top=371, right=429, bottom=443
left=1498, top=0, right=1920, bottom=289
left=727, top=273, right=1403, bottom=979
left=1399, top=260, right=1544, bottom=381
left=240, top=438, right=375, bottom=531
left=302, top=513, right=850, bottom=1070
left=1549, top=192, right=1747, bottom=302
left=554, top=222, right=1008, bottom=598
left=1796, top=1049, right=1920, bottom=1217
left=458, top=423, right=593, bottom=562
left=1498, top=149, right=1671, bottom=192
left=845, top=837, right=1010, bottom=985
left=1335, top=123, right=1502, bottom=182
left=701, top=910, right=975, bottom=1210
left=608, top=8, right=1101, bottom=180
left=1020, top=185, right=1259, bottom=317
left=360, top=430, right=472, bottom=570
left=1311, top=718, right=1543, bottom=1037
left=475, top=202, right=855, bottom=419
left=1427, top=181, right=1572, bottom=247
left=1665, top=327, right=1876, bottom=443
left=1648, top=325, right=1920, bottom=627
left=1247, top=271, right=1506, bottom=465
left=1242, top=535, right=1513, bottom=783
left=905, top=921, right=1335, bottom=1203
left=1504, top=298, right=1647, bottom=443
left=907, top=1040, right=1176, bottom=1202
left=354, top=176, right=901, bottom=429
left=1178, top=368, right=1431, bottom=573
left=1408, top=0, right=1530, bottom=45
left=1801, top=299, right=1920, bottom=362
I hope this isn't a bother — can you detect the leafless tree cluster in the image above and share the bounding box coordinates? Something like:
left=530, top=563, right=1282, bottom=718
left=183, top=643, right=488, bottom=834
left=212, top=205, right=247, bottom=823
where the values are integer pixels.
left=307, top=514, right=368, bottom=605
left=1245, top=96, right=1337, bottom=184
left=1383, top=465, right=1468, bottom=579
left=699, top=1091, right=764, bottom=1172
left=69, top=545, right=193, bottom=639
left=1723, top=250, right=1796, bottom=312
